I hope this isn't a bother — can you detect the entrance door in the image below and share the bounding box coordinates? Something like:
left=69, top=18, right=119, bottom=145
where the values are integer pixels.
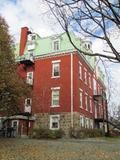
left=12, top=120, right=19, bottom=137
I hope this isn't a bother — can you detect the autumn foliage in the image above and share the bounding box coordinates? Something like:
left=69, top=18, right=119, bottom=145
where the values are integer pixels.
left=0, top=16, right=29, bottom=116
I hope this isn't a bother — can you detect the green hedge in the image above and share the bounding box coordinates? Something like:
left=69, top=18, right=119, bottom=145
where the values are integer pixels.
left=29, top=127, right=64, bottom=139
left=69, top=128, right=103, bottom=138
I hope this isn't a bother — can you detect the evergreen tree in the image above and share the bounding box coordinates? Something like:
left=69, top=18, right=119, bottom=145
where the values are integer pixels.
left=0, top=16, right=29, bottom=116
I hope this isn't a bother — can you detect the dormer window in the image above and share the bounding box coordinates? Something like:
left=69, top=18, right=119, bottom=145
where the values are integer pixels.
left=84, top=41, right=92, bottom=50
left=53, top=40, right=60, bottom=51
left=32, top=35, right=36, bottom=40
left=28, top=34, right=36, bottom=42
left=85, top=44, right=87, bottom=49
left=88, top=44, right=90, bottom=49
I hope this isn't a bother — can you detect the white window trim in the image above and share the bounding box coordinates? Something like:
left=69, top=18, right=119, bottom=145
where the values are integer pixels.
left=79, top=62, right=82, bottom=80
left=51, top=61, right=60, bottom=78
left=25, top=98, right=32, bottom=106
left=90, top=119, right=93, bottom=129
left=80, top=115, right=84, bottom=128
left=89, top=96, right=93, bottom=113
left=52, top=60, right=61, bottom=63
left=51, top=87, right=60, bottom=107
left=52, top=39, right=60, bottom=51
left=79, top=89, right=83, bottom=108
left=51, top=87, right=60, bottom=90
left=88, top=73, right=92, bottom=89
left=50, top=115, right=60, bottom=130
left=86, top=118, right=90, bottom=128
left=93, top=78, right=97, bottom=94
left=84, top=68, right=87, bottom=85
left=25, top=98, right=32, bottom=113
left=26, top=71, right=33, bottom=85
left=85, top=93, right=88, bottom=111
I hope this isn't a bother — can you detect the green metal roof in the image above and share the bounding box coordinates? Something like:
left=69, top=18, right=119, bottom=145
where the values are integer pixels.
left=15, top=32, right=104, bottom=82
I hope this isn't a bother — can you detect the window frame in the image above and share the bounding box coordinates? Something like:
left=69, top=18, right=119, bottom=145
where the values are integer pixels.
left=79, top=89, right=83, bottom=108
left=85, top=93, right=88, bottom=111
left=86, top=118, right=90, bottom=128
left=89, top=97, right=93, bottom=113
left=88, top=73, right=92, bottom=89
left=84, top=68, right=87, bottom=85
left=26, top=71, right=33, bottom=85
left=50, top=115, right=60, bottom=130
left=80, top=115, right=84, bottom=128
left=51, top=87, right=60, bottom=107
left=52, top=39, right=60, bottom=51
left=52, top=60, right=60, bottom=78
left=93, top=78, right=97, bottom=94
left=79, top=62, right=82, bottom=80
left=24, top=98, right=32, bottom=113
left=90, top=119, right=93, bottom=129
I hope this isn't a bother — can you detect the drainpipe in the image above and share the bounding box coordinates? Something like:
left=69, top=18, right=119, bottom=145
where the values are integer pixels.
left=106, top=100, right=109, bottom=136
left=102, top=90, right=105, bottom=136
left=70, top=52, right=73, bottom=128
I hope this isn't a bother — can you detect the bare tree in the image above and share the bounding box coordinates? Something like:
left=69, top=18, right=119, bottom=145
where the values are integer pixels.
left=44, top=0, right=120, bottom=62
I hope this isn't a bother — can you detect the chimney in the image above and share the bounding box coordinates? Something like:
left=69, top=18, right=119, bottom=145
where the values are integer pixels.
left=19, top=27, right=29, bottom=56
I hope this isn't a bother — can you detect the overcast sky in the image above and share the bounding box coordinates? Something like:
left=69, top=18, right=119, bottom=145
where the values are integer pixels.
left=0, top=0, right=120, bottom=113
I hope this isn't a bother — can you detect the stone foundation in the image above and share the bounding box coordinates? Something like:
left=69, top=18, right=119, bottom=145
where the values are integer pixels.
left=34, top=112, right=80, bottom=136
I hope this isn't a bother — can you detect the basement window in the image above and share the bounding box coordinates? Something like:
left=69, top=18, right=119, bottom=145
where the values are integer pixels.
left=50, top=115, right=60, bottom=130
left=80, top=115, right=84, bottom=128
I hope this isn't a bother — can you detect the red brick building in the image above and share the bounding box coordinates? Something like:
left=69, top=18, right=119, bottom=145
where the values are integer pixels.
left=0, top=27, right=107, bottom=137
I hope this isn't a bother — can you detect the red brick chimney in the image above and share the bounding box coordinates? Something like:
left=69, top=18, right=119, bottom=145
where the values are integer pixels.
left=19, top=27, right=29, bottom=56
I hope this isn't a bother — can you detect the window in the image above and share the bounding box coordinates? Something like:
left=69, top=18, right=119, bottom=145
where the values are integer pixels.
left=79, top=90, right=83, bottom=108
left=28, top=34, right=36, bottom=41
left=32, top=35, right=36, bottom=40
left=88, top=74, right=92, bottom=88
left=98, top=84, right=101, bottom=95
left=85, top=93, right=88, bottom=110
left=88, top=44, right=90, bottom=49
left=52, top=61, right=60, bottom=77
left=89, top=97, right=93, bottom=113
left=79, top=62, right=82, bottom=80
left=25, top=98, right=32, bottom=106
left=26, top=72, right=33, bottom=85
left=50, top=115, right=60, bottom=129
left=25, top=98, right=32, bottom=113
left=86, top=118, right=90, bottom=128
left=51, top=88, right=60, bottom=107
left=93, top=78, right=97, bottom=94
left=80, top=115, right=84, bottom=128
left=85, top=117, right=89, bottom=128
left=84, top=68, right=87, bottom=84
left=53, top=40, right=60, bottom=51
left=90, top=119, right=93, bottom=129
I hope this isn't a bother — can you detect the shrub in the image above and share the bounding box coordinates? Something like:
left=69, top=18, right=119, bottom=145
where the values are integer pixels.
left=109, top=129, right=120, bottom=137
left=69, top=128, right=103, bottom=138
left=29, top=127, right=64, bottom=139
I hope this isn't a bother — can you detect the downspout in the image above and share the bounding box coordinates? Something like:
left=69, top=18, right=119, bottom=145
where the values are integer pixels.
left=70, top=52, right=73, bottom=128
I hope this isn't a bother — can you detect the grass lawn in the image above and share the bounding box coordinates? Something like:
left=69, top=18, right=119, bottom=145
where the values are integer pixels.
left=0, top=138, right=120, bottom=160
